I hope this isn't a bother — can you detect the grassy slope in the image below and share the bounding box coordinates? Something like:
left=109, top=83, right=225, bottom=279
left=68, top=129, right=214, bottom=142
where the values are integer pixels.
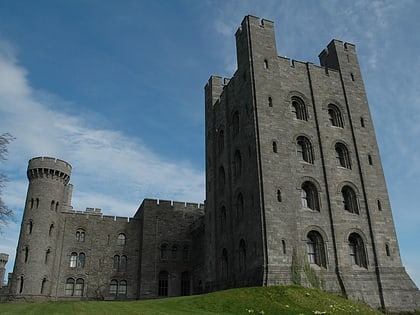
left=0, top=285, right=408, bottom=315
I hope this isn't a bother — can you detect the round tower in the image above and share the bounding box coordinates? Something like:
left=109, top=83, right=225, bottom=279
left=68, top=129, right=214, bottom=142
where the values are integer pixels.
left=11, top=157, right=72, bottom=299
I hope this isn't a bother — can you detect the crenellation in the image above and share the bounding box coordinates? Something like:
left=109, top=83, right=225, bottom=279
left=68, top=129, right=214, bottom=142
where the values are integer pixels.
left=4, top=15, right=418, bottom=311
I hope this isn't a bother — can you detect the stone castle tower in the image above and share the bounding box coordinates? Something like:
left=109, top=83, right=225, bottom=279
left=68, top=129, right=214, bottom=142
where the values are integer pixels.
left=4, top=15, right=419, bottom=311
left=10, top=157, right=73, bottom=296
left=204, top=15, right=418, bottom=310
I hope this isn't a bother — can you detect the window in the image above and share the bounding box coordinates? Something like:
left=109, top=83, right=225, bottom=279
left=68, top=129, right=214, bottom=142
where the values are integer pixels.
left=24, top=246, right=29, bottom=263
left=45, top=249, right=51, bottom=264
left=232, top=111, right=240, bottom=137
left=55, top=201, right=59, bottom=211
left=118, top=280, right=127, bottom=295
left=368, top=154, right=373, bottom=165
left=181, top=272, right=190, bottom=296
left=234, top=150, right=242, bottom=178
left=160, top=244, right=168, bottom=260
left=30, top=198, right=34, bottom=209
left=183, top=246, right=190, bottom=261
left=113, top=255, right=120, bottom=270
left=74, top=278, right=84, bottom=296
left=158, top=271, right=169, bottom=296
left=40, top=277, right=47, bottom=294
left=335, top=143, right=351, bottom=169
left=49, top=224, right=54, bottom=236
left=268, top=96, right=273, bottom=107
left=218, top=129, right=224, bottom=153
left=65, top=278, right=74, bottom=296
left=348, top=233, right=367, bottom=268
left=277, top=189, right=282, bottom=202
left=360, top=117, right=365, bottom=127
left=50, top=200, right=55, bottom=211
left=328, top=104, right=343, bottom=127
left=70, top=252, right=77, bottom=268
left=306, top=231, right=327, bottom=267
left=296, top=136, right=314, bottom=164
left=263, top=59, right=268, bottom=69
left=76, top=229, right=85, bottom=242
left=117, top=233, right=126, bottom=245
left=272, top=141, right=278, bottom=153
left=377, top=200, right=382, bottom=211
left=282, top=240, right=286, bottom=254
left=291, top=97, right=307, bottom=121
left=109, top=279, right=118, bottom=295
left=70, top=252, right=85, bottom=268
left=221, top=248, right=228, bottom=281
left=36, top=198, right=39, bottom=208
left=27, top=220, right=33, bottom=234
left=301, top=181, right=320, bottom=211
left=342, top=186, right=359, bottom=214
left=385, top=244, right=390, bottom=257
left=78, top=253, right=85, bottom=268
left=238, top=239, right=246, bottom=272
left=236, top=193, right=244, bottom=220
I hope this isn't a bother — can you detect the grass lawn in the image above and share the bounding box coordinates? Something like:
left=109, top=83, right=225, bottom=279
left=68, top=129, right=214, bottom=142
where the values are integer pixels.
left=0, top=285, right=416, bottom=315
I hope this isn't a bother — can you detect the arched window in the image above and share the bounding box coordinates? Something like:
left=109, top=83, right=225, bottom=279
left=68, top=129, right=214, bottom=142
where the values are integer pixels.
left=342, top=186, right=359, bottom=214
left=18, top=275, right=24, bottom=293
left=218, top=129, right=224, bottom=153
left=272, top=141, right=278, bottom=153
left=55, top=201, right=59, bottom=211
left=117, top=233, right=126, bottom=245
left=234, top=150, right=242, bottom=178
left=282, top=239, right=286, bottom=254
left=70, top=252, right=77, bottom=268
left=181, top=271, right=190, bottom=296
left=40, top=277, right=47, bottom=294
left=27, top=220, right=33, bottom=234
left=301, top=181, right=320, bottom=211
left=109, top=279, right=118, bottom=295
left=306, top=231, right=327, bottom=267
left=45, top=249, right=51, bottom=264
left=50, top=200, right=55, bottom=211
left=291, top=97, right=307, bottom=121
left=160, top=244, right=168, bottom=260
left=65, top=278, right=75, bottom=296
left=297, top=136, right=314, bottom=164
left=263, top=59, right=268, bottom=69
left=49, top=224, right=54, bottom=236
left=328, top=104, right=343, bottom=127
left=335, top=143, right=351, bottom=169
left=74, top=278, right=84, bottom=296
left=158, top=271, right=169, bottom=296
left=113, top=255, right=120, bottom=270
left=221, top=248, right=228, bottom=281
left=118, top=280, right=127, bottom=296
left=348, top=233, right=367, bottom=268
left=238, top=239, right=246, bottom=272
left=232, top=111, right=240, bottom=137
left=78, top=253, right=85, bottom=268
left=236, top=193, right=244, bottom=220
left=76, top=229, right=85, bottom=242
left=120, top=255, right=127, bottom=270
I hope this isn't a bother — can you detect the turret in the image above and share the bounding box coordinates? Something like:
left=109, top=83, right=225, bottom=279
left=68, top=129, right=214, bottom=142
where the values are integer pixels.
left=11, top=157, right=72, bottom=299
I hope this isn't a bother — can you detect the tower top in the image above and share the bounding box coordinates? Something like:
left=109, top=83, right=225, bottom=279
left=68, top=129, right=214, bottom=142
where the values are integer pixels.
left=27, top=156, right=72, bottom=184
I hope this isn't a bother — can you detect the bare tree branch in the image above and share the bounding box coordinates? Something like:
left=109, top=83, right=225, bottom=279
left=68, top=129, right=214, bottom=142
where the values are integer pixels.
left=0, top=133, right=15, bottom=231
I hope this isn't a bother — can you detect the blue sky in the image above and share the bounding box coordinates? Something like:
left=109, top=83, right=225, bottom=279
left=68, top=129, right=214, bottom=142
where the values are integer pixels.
left=0, top=0, right=419, bottom=287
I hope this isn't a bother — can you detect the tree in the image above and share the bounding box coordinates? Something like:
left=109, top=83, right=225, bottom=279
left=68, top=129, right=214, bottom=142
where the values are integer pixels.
left=0, top=133, right=14, bottom=231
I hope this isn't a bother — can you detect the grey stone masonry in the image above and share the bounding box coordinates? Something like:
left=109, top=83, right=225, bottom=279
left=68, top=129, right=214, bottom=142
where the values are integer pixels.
left=3, top=15, right=419, bottom=312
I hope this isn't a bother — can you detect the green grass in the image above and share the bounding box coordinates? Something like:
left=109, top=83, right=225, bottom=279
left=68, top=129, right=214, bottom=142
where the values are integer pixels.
left=0, top=285, right=417, bottom=315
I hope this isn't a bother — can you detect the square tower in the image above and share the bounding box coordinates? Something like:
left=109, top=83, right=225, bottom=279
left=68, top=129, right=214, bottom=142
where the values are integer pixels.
left=204, top=15, right=419, bottom=311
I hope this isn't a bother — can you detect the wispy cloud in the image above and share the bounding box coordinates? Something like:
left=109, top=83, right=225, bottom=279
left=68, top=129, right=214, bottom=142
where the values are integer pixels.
left=0, top=40, right=205, bottom=220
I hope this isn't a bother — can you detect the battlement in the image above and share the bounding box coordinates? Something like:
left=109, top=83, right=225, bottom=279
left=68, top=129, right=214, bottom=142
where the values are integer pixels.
left=27, top=156, right=71, bottom=184
left=66, top=208, right=133, bottom=223
left=235, top=15, right=274, bottom=37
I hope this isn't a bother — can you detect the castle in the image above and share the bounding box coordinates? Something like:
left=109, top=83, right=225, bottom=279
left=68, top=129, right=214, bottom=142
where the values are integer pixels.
left=3, top=16, right=419, bottom=311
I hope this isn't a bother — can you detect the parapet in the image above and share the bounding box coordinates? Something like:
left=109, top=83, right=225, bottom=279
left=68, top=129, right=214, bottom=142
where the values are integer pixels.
left=27, top=157, right=71, bottom=184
